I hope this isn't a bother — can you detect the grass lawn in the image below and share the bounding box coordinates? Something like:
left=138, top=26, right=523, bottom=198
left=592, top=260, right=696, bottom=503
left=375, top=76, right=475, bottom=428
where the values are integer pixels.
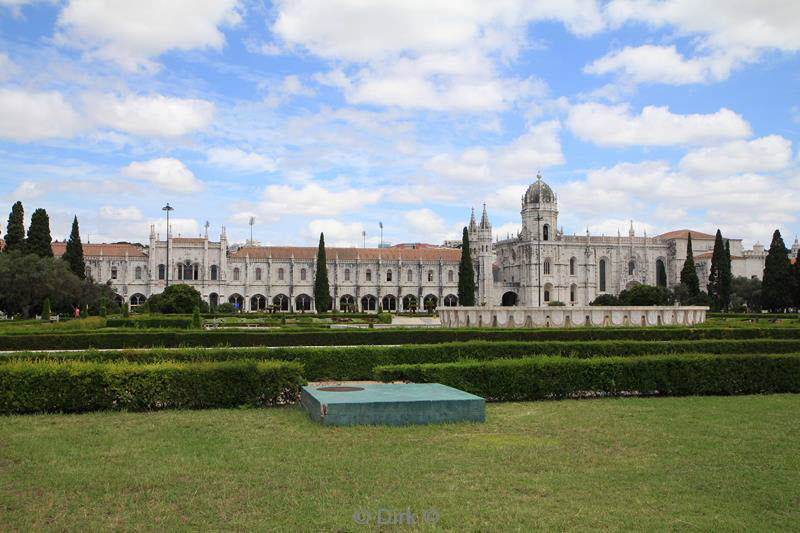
left=1, top=395, right=798, bottom=532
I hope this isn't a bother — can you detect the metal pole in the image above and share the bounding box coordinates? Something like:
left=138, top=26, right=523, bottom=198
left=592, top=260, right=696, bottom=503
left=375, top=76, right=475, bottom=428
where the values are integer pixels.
left=162, top=203, right=174, bottom=287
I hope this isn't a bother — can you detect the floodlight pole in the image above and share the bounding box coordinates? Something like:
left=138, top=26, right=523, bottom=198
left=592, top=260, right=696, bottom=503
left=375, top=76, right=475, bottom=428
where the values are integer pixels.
left=162, top=203, right=174, bottom=286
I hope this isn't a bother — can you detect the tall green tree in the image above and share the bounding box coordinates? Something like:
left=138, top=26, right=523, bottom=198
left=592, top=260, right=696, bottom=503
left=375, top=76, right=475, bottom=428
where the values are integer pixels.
left=26, top=208, right=53, bottom=258
left=761, top=229, right=794, bottom=312
left=63, top=215, right=85, bottom=279
left=313, top=232, right=331, bottom=312
left=680, top=232, right=700, bottom=296
left=457, top=227, right=476, bottom=306
left=708, top=229, right=726, bottom=311
left=3, top=201, right=25, bottom=253
left=721, top=239, right=732, bottom=311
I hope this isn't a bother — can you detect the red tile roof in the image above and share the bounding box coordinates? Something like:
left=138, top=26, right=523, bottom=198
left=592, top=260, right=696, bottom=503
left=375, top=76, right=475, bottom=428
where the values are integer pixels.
left=230, top=246, right=462, bottom=261
left=656, top=229, right=717, bottom=240
left=51, top=242, right=147, bottom=258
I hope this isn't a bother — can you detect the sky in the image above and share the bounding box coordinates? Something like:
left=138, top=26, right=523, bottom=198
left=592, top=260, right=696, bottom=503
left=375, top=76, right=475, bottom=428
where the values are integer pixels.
left=0, top=1, right=799, bottom=249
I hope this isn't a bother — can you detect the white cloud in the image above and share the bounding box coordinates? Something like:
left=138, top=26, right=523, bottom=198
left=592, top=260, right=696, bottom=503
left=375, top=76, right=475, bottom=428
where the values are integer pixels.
left=403, top=208, right=446, bottom=236
left=493, top=221, right=521, bottom=241
left=84, top=93, right=214, bottom=137
left=122, top=158, right=204, bottom=193
left=0, top=52, right=19, bottom=80
left=566, top=103, right=751, bottom=146
left=496, top=120, right=564, bottom=178
left=207, top=147, right=276, bottom=173
left=303, top=219, right=365, bottom=247
left=0, top=89, right=84, bottom=141
left=584, top=45, right=731, bottom=84
left=260, top=183, right=382, bottom=217
left=99, top=206, right=143, bottom=221
left=679, top=135, right=793, bottom=176
left=12, top=180, right=47, bottom=199
left=55, top=0, right=241, bottom=72
left=263, top=74, right=316, bottom=107
left=425, top=147, right=490, bottom=183
left=149, top=217, right=200, bottom=238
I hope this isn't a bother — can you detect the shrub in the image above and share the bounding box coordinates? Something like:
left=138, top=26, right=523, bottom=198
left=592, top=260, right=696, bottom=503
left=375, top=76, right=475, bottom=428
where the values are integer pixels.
left=617, top=284, right=674, bottom=306
left=0, top=359, right=304, bottom=414
left=148, top=284, right=209, bottom=314
left=41, top=298, right=50, bottom=320
left=105, top=317, right=193, bottom=329
left=192, top=306, right=202, bottom=329
left=547, top=301, right=566, bottom=306
left=590, top=294, right=619, bottom=306
left=122, top=303, right=129, bottom=318
left=217, top=302, right=235, bottom=313
left=374, top=354, right=800, bottom=401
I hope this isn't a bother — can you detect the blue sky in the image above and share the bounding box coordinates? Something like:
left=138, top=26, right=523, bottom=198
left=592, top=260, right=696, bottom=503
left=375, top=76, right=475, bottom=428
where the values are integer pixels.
left=0, top=1, right=798, bottom=248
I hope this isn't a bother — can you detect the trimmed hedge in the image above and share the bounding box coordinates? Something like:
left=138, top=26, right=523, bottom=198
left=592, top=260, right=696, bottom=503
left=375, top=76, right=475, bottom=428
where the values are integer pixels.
left=708, top=313, right=799, bottom=320
left=373, top=353, right=800, bottom=401
left=0, top=359, right=304, bottom=414
left=5, top=339, right=800, bottom=380
left=105, top=318, right=194, bottom=329
left=3, top=326, right=800, bottom=350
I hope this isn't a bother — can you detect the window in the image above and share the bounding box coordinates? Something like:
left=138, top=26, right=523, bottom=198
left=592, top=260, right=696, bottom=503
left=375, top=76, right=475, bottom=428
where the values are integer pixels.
left=278, top=268, right=285, bottom=281
left=233, top=268, right=240, bottom=281
left=111, top=267, right=117, bottom=280
left=407, top=269, right=413, bottom=282
left=448, top=270, right=454, bottom=282
left=427, top=270, right=433, bottom=282
left=158, top=264, right=165, bottom=280
left=366, top=269, right=372, bottom=282
left=210, top=265, right=218, bottom=280
left=301, top=268, right=307, bottom=281
left=599, top=259, right=606, bottom=292
left=628, top=260, right=635, bottom=275
left=361, top=295, right=377, bottom=311
left=543, top=224, right=549, bottom=241
left=255, top=268, right=262, bottom=281
left=444, top=294, right=458, bottom=306
left=656, top=259, right=667, bottom=287
left=386, top=269, right=392, bottom=282
left=570, top=285, right=576, bottom=302
left=130, top=294, right=146, bottom=306
left=344, top=268, right=350, bottom=281
left=544, top=289, right=550, bottom=302
left=382, top=294, right=397, bottom=311
left=543, top=259, right=551, bottom=275
left=135, top=266, right=142, bottom=280
left=569, top=257, right=576, bottom=276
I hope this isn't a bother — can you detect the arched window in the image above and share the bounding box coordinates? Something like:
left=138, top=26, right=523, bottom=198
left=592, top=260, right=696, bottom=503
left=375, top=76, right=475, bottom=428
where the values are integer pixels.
left=382, top=294, right=397, bottom=311
left=403, top=294, right=417, bottom=311
left=544, top=289, right=550, bottom=302
left=130, top=293, right=146, bottom=306
left=233, top=268, right=240, bottom=281
left=386, top=269, right=393, bottom=282
left=273, top=294, right=289, bottom=311
left=447, top=270, right=454, bottom=282
left=361, top=294, right=377, bottom=311
left=158, top=264, right=165, bottom=280
left=427, top=270, right=433, bottom=282
left=134, top=266, right=142, bottom=280
left=543, top=224, right=549, bottom=241
left=570, top=284, right=576, bottom=302
left=193, top=263, right=199, bottom=280
left=599, top=259, right=606, bottom=292
left=301, top=268, right=307, bottom=281
left=210, top=265, right=218, bottom=280
left=278, top=268, right=284, bottom=281
left=656, top=259, right=667, bottom=287
left=569, top=257, right=576, bottom=276
left=444, top=294, right=458, bottom=306
left=628, top=260, right=635, bottom=275
left=344, top=268, right=350, bottom=281
left=423, top=294, right=437, bottom=311
left=366, top=269, right=372, bottom=282
left=250, top=294, right=266, bottom=311
left=543, top=259, right=551, bottom=275
left=295, top=294, right=312, bottom=311
left=209, top=293, right=218, bottom=308
left=255, top=268, right=262, bottom=281
left=111, top=267, right=118, bottom=280
left=340, top=294, right=355, bottom=311
left=407, top=269, right=413, bottom=282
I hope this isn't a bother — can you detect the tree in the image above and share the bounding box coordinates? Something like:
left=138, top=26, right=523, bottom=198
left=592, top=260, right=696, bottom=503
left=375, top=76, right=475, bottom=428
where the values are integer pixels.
left=147, top=284, right=207, bottom=314
left=122, top=302, right=130, bottom=318
left=761, top=229, right=794, bottom=312
left=721, top=240, right=732, bottom=311
left=63, top=215, right=86, bottom=279
left=0, top=251, right=82, bottom=318
left=42, top=298, right=51, bottom=320
left=313, top=232, right=331, bottom=312
left=590, top=294, right=619, bottom=306
left=794, top=250, right=800, bottom=309
left=680, top=232, right=699, bottom=296
left=3, top=201, right=24, bottom=253
left=26, top=208, right=53, bottom=258
left=708, top=229, right=725, bottom=311
left=457, top=227, right=476, bottom=306
left=192, top=306, right=202, bottom=328
left=618, top=284, right=674, bottom=306
left=730, top=276, right=761, bottom=312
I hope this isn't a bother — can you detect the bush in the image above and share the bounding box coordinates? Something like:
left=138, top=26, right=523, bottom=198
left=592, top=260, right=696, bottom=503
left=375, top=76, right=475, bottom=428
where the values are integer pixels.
left=217, top=302, right=235, bottom=313
left=41, top=298, right=50, bottom=320
left=105, top=317, right=194, bottom=329
left=618, top=284, right=674, bottom=306
left=192, top=306, right=202, bottom=328
left=590, top=294, right=619, bottom=306
left=122, top=303, right=129, bottom=318
left=374, top=354, right=800, bottom=401
left=0, top=359, right=304, bottom=414
left=547, top=301, right=566, bottom=306
left=148, top=284, right=209, bottom=314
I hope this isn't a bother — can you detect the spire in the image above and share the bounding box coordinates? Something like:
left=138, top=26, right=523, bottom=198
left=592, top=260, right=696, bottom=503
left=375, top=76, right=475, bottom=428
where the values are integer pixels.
left=629, top=220, right=635, bottom=237
left=469, top=207, right=477, bottom=231
left=479, top=203, right=490, bottom=229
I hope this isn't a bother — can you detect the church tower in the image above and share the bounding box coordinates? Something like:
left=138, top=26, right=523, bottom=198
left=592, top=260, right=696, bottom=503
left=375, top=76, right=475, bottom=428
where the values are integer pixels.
left=473, top=204, right=493, bottom=305
left=521, top=174, right=558, bottom=241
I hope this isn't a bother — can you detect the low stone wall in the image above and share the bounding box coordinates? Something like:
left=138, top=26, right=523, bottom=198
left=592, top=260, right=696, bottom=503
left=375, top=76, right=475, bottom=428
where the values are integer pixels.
left=439, top=306, right=709, bottom=328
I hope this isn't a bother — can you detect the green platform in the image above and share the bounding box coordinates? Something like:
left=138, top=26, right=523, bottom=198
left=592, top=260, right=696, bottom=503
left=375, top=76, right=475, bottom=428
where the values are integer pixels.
left=300, top=383, right=485, bottom=426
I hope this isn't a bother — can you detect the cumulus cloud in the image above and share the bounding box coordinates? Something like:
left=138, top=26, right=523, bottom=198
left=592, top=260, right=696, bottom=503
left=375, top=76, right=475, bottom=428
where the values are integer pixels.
left=207, top=147, right=276, bottom=173
left=424, top=147, right=490, bottom=183
left=679, top=135, right=793, bottom=176
left=403, top=208, right=446, bottom=237
left=99, top=205, right=143, bottom=221
left=584, top=45, right=731, bottom=84
left=12, top=180, right=47, bottom=199
left=0, top=52, right=19, bottom=80
left=0, top=89, right=84, bottom=141
left=122, top=158, right=204, bottom=193
left=260, top=183, right=382, bottom=218
left=84, top=93, right=214, bottom=137
left=55, top=0, right=241, bottom=72
left=566, top=103, right=751, bottom=146
left=303, top=219, right=366, bottom=247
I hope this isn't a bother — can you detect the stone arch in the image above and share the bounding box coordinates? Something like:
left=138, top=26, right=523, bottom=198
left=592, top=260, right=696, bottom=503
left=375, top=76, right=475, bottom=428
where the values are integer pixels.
left=340, top=294, right=355, bottom=312
left=501, top=291, right=517, bottom=306
left=228, top=293, right=244, bottom=310
left=656, top=258, right=667, bottom=287
left=543, top=283, right=554, bottom=303
left=403, top=294, right=418, bottom=311
left=599, top=258, right=608, bottom=292
left=382, top=294, right=397, bottom=311
left=209, top=292, right=218, bottom=308
left=423, top=294, right=438, bottom=312
left=130, top=293, right=146, bottom=307
left=443, top=294, right=458, bottom=307
left=273, top=294, right=289, bottom=311
left=250, top=294, right=266, bottom=311
left=361, top=294, right=377, bottom=311
left=295, top=294, right=312, bottom=311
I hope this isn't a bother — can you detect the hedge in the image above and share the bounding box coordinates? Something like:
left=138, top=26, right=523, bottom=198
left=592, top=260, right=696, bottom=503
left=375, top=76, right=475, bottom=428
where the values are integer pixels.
left=3, top=326, right=800, bottom=350
left=0, top=359, right=304, bottom=414
left=373, top=353, right=800, bottom=401
left=105, top=318, right=195, bottom=329
left=5, top=339, right=800, bottom=381
left=708, top=313, right=800, bottom=320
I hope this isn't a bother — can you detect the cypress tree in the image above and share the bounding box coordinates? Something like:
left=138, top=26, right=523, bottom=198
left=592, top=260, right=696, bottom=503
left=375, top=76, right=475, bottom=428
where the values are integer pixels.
left=722, top=239, right=732, bottom=311
left=761, top=229, right=794, bottom=312
left=313, top=232, right=331, bottom=312
left=63, top=215, right=85, bottom=279
left=680, top=232, right=700, bottom=296
left=708, top=229, right=725, bottom=310
left=457, top=227, right=476, bottom=306
left=26, top=208, right=53, bottom=258
left=3, top=201, right=25, bottom=253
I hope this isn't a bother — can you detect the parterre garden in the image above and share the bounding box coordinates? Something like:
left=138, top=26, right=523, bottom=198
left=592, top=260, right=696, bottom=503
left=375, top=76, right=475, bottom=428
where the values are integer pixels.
left=2, top=313, right=799, bottom=530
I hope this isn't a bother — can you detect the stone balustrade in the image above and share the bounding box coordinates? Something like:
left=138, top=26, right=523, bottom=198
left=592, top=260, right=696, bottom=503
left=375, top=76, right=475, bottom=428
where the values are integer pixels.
left=439, top=306, right=708, bottom=328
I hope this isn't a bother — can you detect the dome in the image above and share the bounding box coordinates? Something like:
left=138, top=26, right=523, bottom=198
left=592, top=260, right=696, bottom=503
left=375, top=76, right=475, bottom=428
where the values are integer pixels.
left=524, top=175, right=555, bottom=204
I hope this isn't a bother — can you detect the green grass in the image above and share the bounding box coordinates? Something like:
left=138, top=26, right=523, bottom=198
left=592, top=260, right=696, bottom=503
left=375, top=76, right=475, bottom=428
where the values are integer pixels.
left=2, top=395, right=798, bottom=531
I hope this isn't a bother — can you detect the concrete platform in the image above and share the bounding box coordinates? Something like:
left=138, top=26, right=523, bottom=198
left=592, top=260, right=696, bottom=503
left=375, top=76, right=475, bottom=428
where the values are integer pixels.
left=300, top=383, right=485, bottom=426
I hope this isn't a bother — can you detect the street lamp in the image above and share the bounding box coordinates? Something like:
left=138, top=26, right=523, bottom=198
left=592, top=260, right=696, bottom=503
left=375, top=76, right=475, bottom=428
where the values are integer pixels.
left=162, top=203, right=174, bottom=286
left=379, top=221, right=384, bottom=248
left=362, top=230, right=366, bottom=248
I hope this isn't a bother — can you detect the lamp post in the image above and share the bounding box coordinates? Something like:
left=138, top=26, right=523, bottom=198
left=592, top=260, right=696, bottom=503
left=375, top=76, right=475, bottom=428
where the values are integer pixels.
left=162, top=203, right=174, bottom=286
left=362, top=230, right=366, bottom=248
left=379, top=222, right=384, bottom=248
